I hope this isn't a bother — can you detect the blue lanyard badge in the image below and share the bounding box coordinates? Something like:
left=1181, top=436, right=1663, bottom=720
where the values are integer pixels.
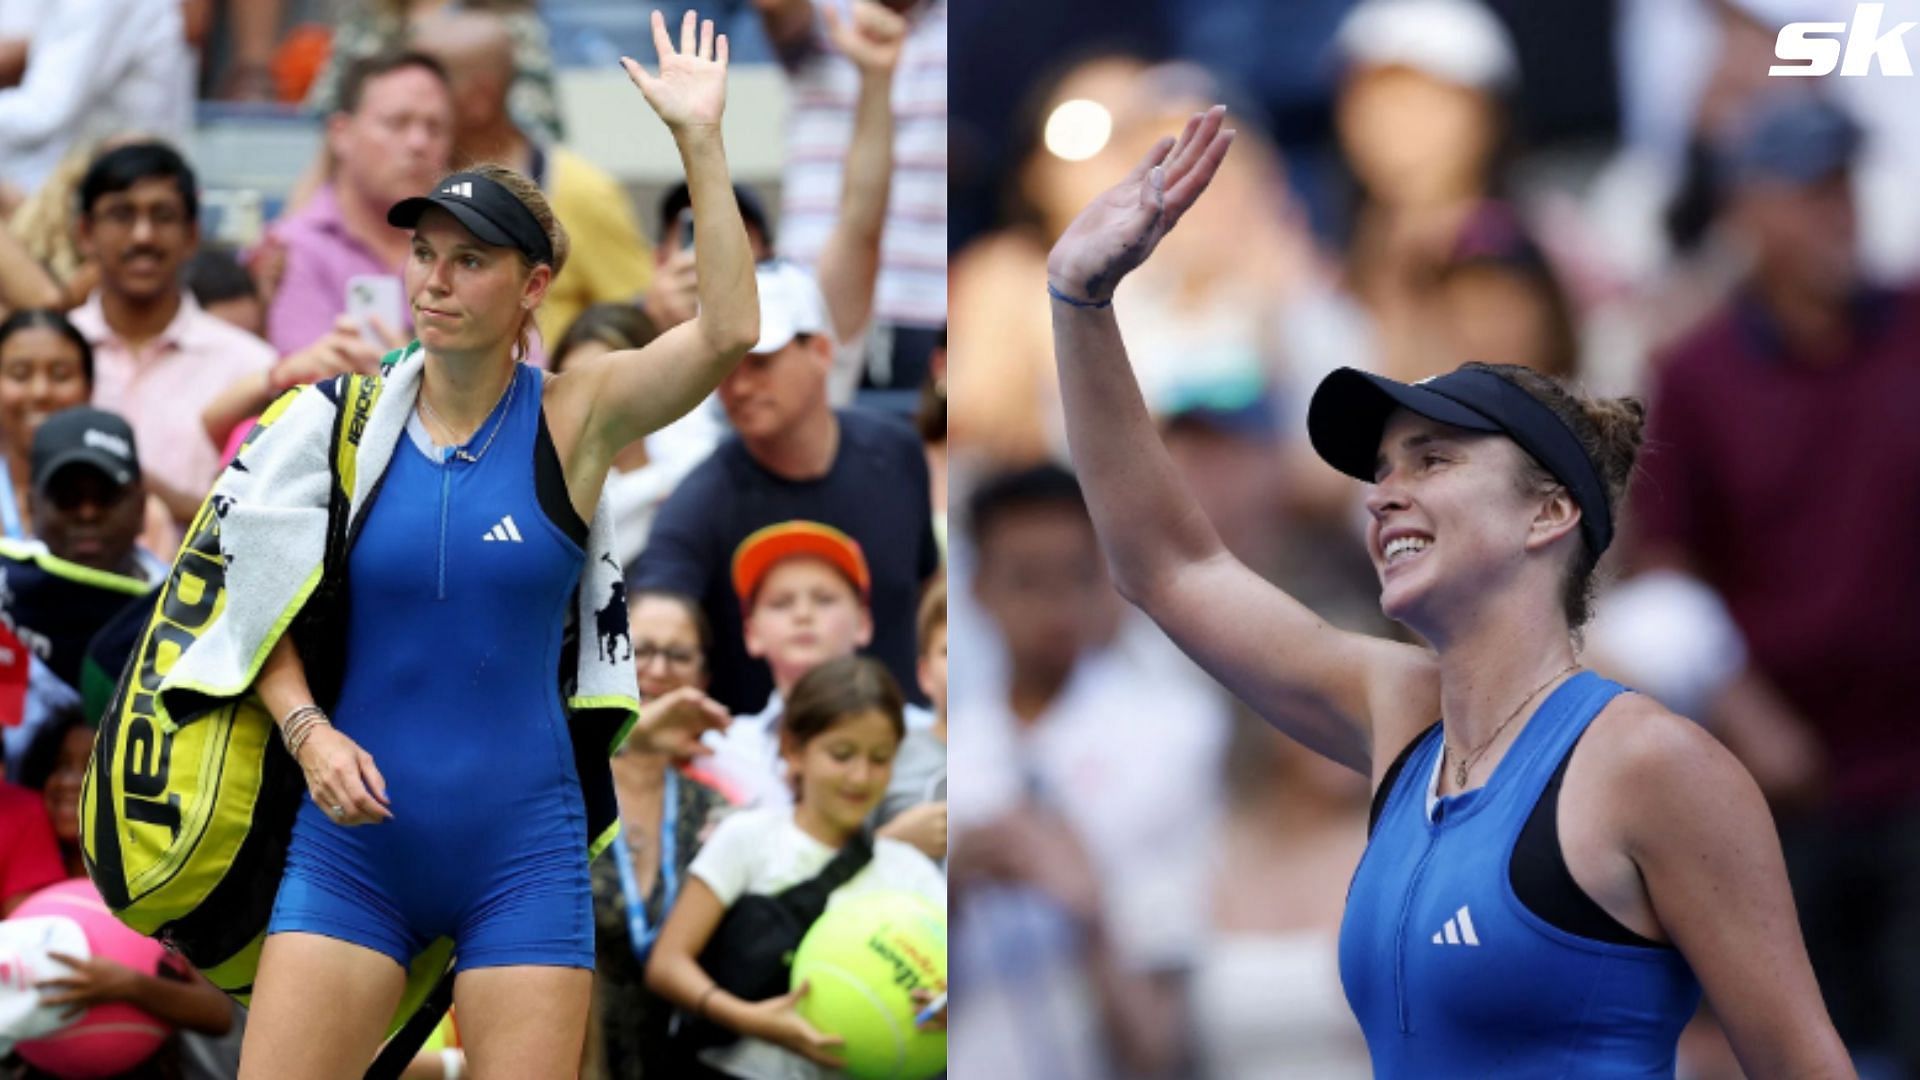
left=0, top=465, right=21, bottom=540
left=612, top=770, right=680, bottom=966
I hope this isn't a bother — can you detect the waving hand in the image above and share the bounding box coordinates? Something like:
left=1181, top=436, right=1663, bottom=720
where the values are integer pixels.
left=1045, top=105, right=1235, bottom=305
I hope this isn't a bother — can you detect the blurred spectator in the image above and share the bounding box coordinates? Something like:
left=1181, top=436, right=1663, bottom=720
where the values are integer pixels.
left=12, top=704, right=239, bottom=1065
left=656, top=1, right=909, bottom=406
left=696, top=520, right=935, bottom=813
left=756, top=0, right=947, bottom=391
left=551, top=303, right=722, bottom=569
left=305, top=0, right=563, bottom=145
left=915, top=328, right=945, bottom=550
left=589, top=589, right=732, bottom=1080
left=263, top=50, right=454, bottom=356
left=1333, top=0, right=1521, bottom=383
left=950, top=463, right=1229, bottom=1073
left=69, top=142, right=276, bottom=527
left=0, top=775, right=61, bottom=914
left=877, top=576, right=944, bottom=829
left=1632, top=92, right=1920, bottom=1076
left=0, top=0, right=193, bottom=197
left=209, top=0, right=288, bottom=101
left=950, top=802, right=1179, bottom=1079
left=633, top=261, right=941, bottom=715
left=950, top=56, right=1334, bottom=468
left=0, top=311, right=93, bottom=539
left=0, top=406, right=161, bottom=683
left=645, top=656, right=945, bottom=1080
left=412, top=9, right=654, bottom=349
left=642, top=179, right=776, bottom=342
left=184, top=247, right=266, bottom=338
left=1190, top=716, right=1370, bottom=1078
left=1432, top=200, right=1578, bottom=377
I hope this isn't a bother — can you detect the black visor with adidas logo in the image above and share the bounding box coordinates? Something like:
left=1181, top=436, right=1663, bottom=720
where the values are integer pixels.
left=388, top=172, right=554, bottom=266
left=1307, top=366, right=1614, bottom=557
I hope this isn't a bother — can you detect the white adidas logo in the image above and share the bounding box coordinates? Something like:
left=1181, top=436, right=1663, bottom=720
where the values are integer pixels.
left=1431, top=905, right=1480, bottom=946
left=442, top=181, right=473, bottom=198
left=482, top=515, right=523, bottom=543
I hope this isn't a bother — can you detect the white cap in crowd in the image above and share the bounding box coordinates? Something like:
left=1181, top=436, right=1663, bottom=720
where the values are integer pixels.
left=751, top=260, right=831, bottom=356
left=1337, top=0, right=1521, bottom=91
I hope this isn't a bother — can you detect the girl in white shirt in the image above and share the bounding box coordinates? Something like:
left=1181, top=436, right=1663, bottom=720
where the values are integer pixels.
left=647, top=655, right=947, bottom=1079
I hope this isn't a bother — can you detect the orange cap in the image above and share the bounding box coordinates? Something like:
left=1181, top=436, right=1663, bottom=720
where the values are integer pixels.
left=731, top=521, right=871, bottom=609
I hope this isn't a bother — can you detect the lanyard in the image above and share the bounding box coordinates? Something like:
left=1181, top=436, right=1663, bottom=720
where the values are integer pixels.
left=612, top=770, right=679, bottom=966
left=0, top=465, right=22, bottom=540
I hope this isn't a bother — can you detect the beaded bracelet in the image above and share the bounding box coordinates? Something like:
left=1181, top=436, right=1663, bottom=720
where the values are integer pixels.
left=1046, top=282, right=1113, bottom=310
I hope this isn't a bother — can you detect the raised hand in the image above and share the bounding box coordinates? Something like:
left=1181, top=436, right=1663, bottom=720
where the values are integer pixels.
left=825, top=1, right=907, bottom=75
left=621, top=10, right=729, bottom=133
left=1045, top=105, right=1236, bottom=306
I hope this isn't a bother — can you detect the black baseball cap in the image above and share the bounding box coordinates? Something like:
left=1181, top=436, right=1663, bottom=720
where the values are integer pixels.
left=388, top=171, right=554, bottom=265
left=658, top=181, right=771, bottom=247
left=32, top=407, right=140, bottom=491
left=1307, top=366, right=1613, bottom=556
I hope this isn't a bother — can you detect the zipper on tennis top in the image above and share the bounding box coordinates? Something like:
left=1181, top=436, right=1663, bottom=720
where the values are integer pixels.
left=436, top=450, right=452, bottom=600
left=1394, top=804, right=1444, bottom=1034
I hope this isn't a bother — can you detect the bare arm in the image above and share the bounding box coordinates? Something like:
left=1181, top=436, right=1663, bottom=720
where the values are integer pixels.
left=812, top=2, right=902, bottom=344
left=646, top=877, right=847, bottom=1067
left=257, top=635, right=392, bottom=825
left=552, top=11, right=757, bottom=480
left=0, top=226, right=63, bottom=311
left=1047, top=107, right=1429, bottom=776
left=39, top=954, right=233, bottom=1036
left=1611, top=705, right=1853, bottom=1077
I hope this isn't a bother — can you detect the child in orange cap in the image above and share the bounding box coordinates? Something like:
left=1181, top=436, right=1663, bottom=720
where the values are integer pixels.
left=693, top=520, right=934, bottom=810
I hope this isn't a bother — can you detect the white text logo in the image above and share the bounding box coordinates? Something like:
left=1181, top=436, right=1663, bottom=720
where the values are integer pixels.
left=442, top=181, right=474, bottom=197
left=1772, top=4, right=1917, bottom=76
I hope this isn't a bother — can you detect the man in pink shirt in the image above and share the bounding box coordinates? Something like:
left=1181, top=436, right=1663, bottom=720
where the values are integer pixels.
left=67, top=142, right=275, bottom=528
left=263, top=51, right=454, bottom=356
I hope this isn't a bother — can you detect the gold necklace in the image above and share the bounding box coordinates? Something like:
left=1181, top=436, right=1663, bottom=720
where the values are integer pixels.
left=418, top=370, right=517, bottom=463
left=1445, top=663, right=1579, bottom=788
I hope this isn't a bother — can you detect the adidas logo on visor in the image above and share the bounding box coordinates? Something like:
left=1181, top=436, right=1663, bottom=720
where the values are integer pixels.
left=482, top=515, right=523, bottom=543
left=442, top=181, right=473, bottom=198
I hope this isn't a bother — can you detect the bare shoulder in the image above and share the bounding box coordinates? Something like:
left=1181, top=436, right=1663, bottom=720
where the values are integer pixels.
left=1576, top=691, right=1767, bottom=852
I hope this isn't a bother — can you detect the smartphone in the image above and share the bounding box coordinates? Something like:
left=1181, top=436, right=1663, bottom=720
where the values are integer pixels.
left=345, top=275, right=405, bottom=346
left=678, top=211, right=696, bottom=252
left=202, top=189, right=264, bottom=249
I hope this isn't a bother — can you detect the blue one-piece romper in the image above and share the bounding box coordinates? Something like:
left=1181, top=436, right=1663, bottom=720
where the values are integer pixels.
left=270, top=363, right=596, bottom=972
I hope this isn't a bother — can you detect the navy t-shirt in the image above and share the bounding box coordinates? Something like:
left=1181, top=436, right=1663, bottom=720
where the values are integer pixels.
left=633, top=409, right=939, bottom=714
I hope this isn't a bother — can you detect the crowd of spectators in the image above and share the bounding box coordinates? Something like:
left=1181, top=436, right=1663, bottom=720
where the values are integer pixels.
left=0, top=1, right=946, bottom=1077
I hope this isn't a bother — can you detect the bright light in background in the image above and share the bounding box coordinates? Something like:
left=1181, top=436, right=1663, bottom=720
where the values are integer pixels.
left=1044, top=99, right=1113, bottom=162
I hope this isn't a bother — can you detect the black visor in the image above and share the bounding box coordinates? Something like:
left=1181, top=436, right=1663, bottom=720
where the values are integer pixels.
left=388, top=172, right=554, bottom=266
left=1307, top=366, right=1614, bottom=556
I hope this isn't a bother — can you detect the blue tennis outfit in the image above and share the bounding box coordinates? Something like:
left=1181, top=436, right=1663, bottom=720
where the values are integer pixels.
left=1339, top=672, right=1702, bottom=1077
left=270, top=363, right=596, bottom=973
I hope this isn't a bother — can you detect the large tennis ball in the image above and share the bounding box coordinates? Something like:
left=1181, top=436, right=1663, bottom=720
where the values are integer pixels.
left=791, top=890, right=946, bottom=1080
left=10, top=879, right=170, bottom=1078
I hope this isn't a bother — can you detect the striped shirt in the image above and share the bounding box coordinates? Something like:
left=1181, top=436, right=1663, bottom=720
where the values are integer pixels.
left=775, top=0, right=947, bottom=330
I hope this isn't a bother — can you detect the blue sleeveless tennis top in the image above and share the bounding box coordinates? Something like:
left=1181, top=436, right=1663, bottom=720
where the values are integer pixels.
left=1339, top=672, right=1702, bottom=1077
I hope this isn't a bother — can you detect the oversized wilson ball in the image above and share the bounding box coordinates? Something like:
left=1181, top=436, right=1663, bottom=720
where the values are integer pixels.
left=791, top=890, right=946, bottom=1080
